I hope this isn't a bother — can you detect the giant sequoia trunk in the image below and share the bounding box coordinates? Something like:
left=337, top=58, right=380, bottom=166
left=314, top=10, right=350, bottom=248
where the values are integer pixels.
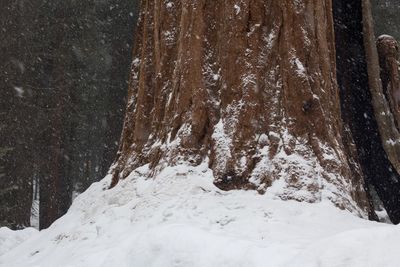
left=111, top=0, right=400, bottom=221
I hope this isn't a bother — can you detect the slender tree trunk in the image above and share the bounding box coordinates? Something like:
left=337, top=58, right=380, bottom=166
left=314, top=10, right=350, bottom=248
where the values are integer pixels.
left=0, top=1, right=33, bottom=229
left=38, top=14, right=73, bottom=229
left=359, top=0, right=400, bottom=223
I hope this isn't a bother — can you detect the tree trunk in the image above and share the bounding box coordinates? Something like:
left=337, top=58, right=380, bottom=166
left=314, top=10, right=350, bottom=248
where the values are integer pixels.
left=111, top=0, right=377, bottom=217
left=0, top=1, right=34, bottom=229
left=37, top=5, right=74, bottom=229
left=359, top=0, right=400, bottom=222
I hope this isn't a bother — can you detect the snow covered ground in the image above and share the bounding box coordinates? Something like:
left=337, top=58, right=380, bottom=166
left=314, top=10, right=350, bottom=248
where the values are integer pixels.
left=1, top=163, right=400, bottom=267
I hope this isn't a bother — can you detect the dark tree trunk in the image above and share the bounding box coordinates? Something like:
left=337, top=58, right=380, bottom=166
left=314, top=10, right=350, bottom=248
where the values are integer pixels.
left=38, top=93, right=73, bottom=230
left=36, top=7, right=74, bottom=229
left=333, top=0, right=393, bottom=222
left=361, top=0, right=400, bottom=223
left=0, top=1, right=34, bottom=230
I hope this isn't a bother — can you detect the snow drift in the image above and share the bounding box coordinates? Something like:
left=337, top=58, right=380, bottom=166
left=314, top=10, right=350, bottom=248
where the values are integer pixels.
left=1, top=163, right=400, bottom=267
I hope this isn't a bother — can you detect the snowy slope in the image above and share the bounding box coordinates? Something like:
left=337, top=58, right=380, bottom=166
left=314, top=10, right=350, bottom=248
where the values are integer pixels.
left=1, top=163, right=400, bottom=267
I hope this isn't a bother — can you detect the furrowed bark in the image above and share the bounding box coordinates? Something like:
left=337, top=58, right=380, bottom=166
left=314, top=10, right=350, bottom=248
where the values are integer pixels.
left=112, top=0, right=371, bottom=216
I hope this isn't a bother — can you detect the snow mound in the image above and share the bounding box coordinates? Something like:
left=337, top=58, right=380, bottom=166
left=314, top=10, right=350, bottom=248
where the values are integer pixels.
left=0, top=227, right=38, bottom=256
left=1, top=163, right=400, bottom=267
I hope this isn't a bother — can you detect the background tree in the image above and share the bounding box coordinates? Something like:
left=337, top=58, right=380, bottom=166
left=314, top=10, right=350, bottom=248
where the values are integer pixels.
left=372, top=0, right=400, bottom=40
left=0, top=0, right=139, bottom=229
left=0, top=0, right=35, bottom=229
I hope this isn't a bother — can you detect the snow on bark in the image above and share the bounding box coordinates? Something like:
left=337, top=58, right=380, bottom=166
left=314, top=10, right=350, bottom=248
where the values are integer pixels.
left=112, top=0, right=370, bottom=216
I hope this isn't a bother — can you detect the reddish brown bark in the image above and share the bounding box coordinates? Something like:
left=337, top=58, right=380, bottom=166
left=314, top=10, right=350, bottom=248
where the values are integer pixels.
left=112, top=0, right=371, bottom=216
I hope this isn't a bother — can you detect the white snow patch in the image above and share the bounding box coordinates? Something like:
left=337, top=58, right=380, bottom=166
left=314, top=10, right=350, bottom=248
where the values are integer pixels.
left=386, top=138, right=399, bottom=146
left=13, top=87, right=24, bottom=97
left=166, top=2, right=173, bottom=9
left=234, top=4, right=240, bottom=15
left=0, top=227, right=38, bottom=256
left=294, top=58, right=306, bottom=77
left=211, top=119, right=232, bottom=170
left=265, top=30, right=276, bottom=50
